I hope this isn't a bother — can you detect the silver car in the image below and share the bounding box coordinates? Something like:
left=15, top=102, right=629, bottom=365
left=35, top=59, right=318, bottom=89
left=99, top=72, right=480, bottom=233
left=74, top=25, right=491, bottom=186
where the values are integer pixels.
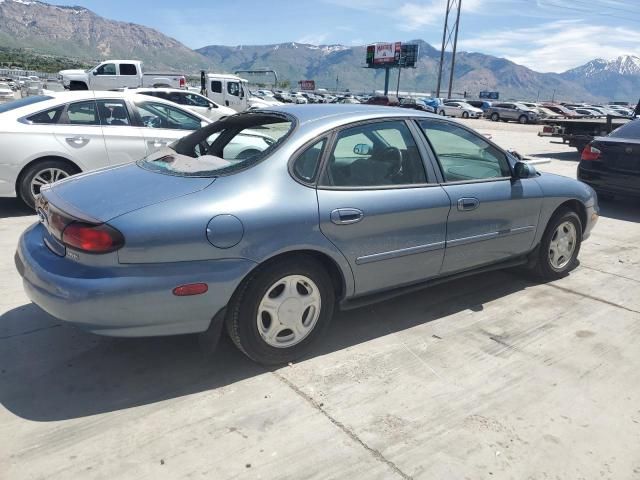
left=486, top=102, right=539, bottom=124
left=16, top=105, right=598, bottom=365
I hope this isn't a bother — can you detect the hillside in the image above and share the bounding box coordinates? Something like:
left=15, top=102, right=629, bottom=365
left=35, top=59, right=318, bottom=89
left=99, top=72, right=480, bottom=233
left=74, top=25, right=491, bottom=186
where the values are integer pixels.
left=0, top=0, right=207, bottom=70
left=560, top=55, right=640, bottom=102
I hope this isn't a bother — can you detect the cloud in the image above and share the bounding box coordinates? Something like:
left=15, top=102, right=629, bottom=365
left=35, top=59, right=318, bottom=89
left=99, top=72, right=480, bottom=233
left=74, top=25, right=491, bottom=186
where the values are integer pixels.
left=397, top=0, right=484, bottom=31
left=458, top=20, right=640, bottom=72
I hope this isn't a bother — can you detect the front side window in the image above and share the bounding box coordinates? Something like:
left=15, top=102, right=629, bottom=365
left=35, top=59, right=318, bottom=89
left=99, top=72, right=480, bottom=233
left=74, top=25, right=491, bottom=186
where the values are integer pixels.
left=136, top=101, right=201, bottom=130
left=419, top=120, right=511, bottom=182
left=323, top=120, right=427, bottom=187
left=26, top=106, right=64, bottom=124
left=95, top=63, right=116, bottom=76
left=211, top=81, right=222, bottom=93
left=140, top=113, right=293, bottom=177
left=97, top=100, right=131, bottom=126
left=227, top=82, right=240, bottom=97
left=292, top=139, right=326, bottom=183
left=67, top=101, right=99, bottom=125
left=119, top=63, right=137, bottom=76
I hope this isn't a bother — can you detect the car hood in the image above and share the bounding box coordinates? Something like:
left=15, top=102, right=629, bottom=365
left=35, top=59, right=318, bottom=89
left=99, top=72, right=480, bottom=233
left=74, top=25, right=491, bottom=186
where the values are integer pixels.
left=59, top=69, right=86, bottom=76
left=41, top=157, right=215, bottom=222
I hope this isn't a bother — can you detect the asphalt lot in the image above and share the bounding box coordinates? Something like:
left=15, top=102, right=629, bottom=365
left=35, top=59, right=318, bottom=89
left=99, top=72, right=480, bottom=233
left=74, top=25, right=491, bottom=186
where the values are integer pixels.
left=1, top=118, right=639, bottom=480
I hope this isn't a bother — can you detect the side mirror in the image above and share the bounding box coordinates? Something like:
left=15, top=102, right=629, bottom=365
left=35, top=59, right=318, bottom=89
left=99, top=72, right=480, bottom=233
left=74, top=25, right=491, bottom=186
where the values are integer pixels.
left=514, top=161, right=537, bottom=179
left=200, top=121, right=208, bottom=128
left=92, top=70, right=98, bottom=76
left=353, top=144, right=372, bottom=155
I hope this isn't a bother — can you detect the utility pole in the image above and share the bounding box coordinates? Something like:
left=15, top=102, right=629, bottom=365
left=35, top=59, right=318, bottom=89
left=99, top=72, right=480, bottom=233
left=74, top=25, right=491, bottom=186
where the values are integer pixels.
left=396, top=66, right=402, bottom=97
left=436, top=0, right=462, bottom=99
left=383, top=67, right=390, bottom=96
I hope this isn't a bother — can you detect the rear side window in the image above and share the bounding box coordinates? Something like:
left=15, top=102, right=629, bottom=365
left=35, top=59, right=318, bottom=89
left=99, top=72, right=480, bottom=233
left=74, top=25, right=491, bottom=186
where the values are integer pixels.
left=292, top=139, right=326, bottom=183
left=67, top=101, right=99, bottom=125
left=211, top=81, right=222, bottom=93
left=120, top=63, right=137, bottom=76
left=26, top=106, right=64, bottom=124
left=609, top=120, right=640, bottom=140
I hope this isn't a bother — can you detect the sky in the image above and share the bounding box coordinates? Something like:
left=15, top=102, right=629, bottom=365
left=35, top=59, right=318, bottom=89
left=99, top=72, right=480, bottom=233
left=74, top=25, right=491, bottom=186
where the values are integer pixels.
left=45, top=0, right=640, bottom=73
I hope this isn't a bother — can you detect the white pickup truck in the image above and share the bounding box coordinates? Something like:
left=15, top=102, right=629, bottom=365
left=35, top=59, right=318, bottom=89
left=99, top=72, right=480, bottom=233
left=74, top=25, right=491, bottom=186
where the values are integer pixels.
left=60, top=60, right=186, bottom=91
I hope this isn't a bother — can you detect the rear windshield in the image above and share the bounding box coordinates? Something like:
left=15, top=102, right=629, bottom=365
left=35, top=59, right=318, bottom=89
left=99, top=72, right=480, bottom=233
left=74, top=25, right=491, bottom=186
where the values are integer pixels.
left=139, top=112, right=294, bottom=177
left=0, top=95, right=52, bottom=114
left=609, top=119, right=640, bottom=140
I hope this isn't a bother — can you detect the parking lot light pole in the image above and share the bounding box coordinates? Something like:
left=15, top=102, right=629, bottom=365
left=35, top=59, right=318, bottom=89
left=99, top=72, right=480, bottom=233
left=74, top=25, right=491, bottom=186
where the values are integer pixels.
left=384, top=67, right=390, bottom=96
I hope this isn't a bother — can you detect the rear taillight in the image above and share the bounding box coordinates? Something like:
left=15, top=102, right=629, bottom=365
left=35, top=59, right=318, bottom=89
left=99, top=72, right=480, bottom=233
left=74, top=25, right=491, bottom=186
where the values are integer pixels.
left=62, top=222, right=124, bottom=253
left=581, top=144, right=601, bottom=161
left=179, top=77, right=186, bottom=88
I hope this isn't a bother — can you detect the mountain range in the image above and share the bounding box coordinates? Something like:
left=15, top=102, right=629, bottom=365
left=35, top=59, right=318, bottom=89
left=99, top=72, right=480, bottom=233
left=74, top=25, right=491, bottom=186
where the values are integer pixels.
left=0, top=0, right=638, bottom=102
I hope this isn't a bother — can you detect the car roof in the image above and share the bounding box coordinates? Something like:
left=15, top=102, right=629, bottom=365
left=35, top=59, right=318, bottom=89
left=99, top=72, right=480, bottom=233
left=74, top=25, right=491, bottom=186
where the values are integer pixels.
left=258, top=104, right=436, bottom=128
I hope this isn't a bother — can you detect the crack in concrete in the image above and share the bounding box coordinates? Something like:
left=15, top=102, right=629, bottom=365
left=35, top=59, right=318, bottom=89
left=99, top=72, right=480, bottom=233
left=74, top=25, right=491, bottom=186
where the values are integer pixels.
left=547, top=283, right=640, bottom=315
left=581, top=264, right=640, bottom=284
left=0, top=323, right=61, bottom=340
left=272, top=371, right=413, bottom=480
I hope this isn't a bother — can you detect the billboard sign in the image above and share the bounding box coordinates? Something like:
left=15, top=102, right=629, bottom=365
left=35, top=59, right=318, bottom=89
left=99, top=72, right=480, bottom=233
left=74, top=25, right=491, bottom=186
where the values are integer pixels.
left=298, top=80, right=315, bottom=91
left=366, top=42, right=401, bottom=66
left=479, top=91, right=500, bottom=100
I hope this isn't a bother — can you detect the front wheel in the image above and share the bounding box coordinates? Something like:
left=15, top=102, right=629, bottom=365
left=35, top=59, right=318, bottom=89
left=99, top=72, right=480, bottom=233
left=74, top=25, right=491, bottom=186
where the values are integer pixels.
left=490, top=112, right=500, bottom=121
left=439, top=110, right=446, bottom=116
left=518, top=115, right=528, bottom=124
left=226, top=256, right=335, bottom=365
left=531, top=209, right=582, bottom=281
left=18, top=160, right=79, bottom=209
left=462, top=111, right=469, bottom=118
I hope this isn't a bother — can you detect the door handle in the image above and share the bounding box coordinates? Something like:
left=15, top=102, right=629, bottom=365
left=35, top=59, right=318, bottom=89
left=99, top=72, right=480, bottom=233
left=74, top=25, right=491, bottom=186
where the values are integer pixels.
left=330, top=208, right=364, bottom=225
left=65, top=136, right=89, bottom=147
left=457, top=197, right=480, bottom=211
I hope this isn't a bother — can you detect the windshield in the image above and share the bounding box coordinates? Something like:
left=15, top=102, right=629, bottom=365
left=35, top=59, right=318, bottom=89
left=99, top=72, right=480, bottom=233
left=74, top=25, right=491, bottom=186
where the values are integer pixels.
left=0, top=95, right=52, bottom=114
left=139, top=112, right=294, bottom=177
left=609, top=119, right=640, bottom=140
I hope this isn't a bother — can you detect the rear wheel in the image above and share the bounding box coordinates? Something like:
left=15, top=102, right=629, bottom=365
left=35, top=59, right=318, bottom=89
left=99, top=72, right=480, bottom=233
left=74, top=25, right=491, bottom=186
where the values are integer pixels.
left=531, top=209, right=582, bottom=281
left=18, top=160, right=79, bottom=209
left=490, top=112, right=500, bottom=122
left=226, top=256, right=335, bottom=365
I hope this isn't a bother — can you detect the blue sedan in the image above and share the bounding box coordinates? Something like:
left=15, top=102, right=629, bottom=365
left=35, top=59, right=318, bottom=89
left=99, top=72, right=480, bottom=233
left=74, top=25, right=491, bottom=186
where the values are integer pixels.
left=16, top=105, right=599, bottom=365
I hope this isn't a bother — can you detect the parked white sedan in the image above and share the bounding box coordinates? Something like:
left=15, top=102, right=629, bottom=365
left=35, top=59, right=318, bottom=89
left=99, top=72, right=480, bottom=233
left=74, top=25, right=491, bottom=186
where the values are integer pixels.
left=135, top=88, right=236, bottom=121
left=0, top=91, right=212, bottom=207
left=437, top=101, right=483, bottom=119
left=0, top=83, right=14, bottom=102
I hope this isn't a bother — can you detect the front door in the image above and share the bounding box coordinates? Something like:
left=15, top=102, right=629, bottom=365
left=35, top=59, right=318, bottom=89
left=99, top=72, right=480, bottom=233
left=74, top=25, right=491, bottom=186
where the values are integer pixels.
left=417, top=119, right=543, bottom=274
left=53, top=99, right=109, bottom=171
left=317, top=119, right=451, bottom=295
left=91, top=63, right=117, bottom=90
left=96, top=99, right=148, bottom=165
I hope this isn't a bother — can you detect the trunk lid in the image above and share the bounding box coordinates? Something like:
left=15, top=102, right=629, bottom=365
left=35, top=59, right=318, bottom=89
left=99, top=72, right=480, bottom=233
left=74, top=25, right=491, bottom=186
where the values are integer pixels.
left=593, top=136, right=640, bottom=174
left=42, top=159, right=215, bottom=222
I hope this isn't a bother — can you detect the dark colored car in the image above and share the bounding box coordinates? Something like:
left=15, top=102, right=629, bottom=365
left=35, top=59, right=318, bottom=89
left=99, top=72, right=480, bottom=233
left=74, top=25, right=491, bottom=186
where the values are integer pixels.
left=578, top=119, right=640, bottom=199
left=366, top=95, right=400, bottom=106
left=399, top=97, right=435, bottom=113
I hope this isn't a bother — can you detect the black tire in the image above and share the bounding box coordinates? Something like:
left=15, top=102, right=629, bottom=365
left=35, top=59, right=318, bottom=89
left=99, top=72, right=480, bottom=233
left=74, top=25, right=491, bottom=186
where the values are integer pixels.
left=18, top=159, right=79, bottom=209
left=462, top=111, right=469, bottom=118
left=225, top=256, right=335, bottom=365
left=490, top=112, right=500, bottom=122
left=531, top=209, right=582, bottom=281
left=69, top=81, right=88, bottom=91
left=439, top=110, right=446, bottom=116
left=518, top=115, right=528, bottom=124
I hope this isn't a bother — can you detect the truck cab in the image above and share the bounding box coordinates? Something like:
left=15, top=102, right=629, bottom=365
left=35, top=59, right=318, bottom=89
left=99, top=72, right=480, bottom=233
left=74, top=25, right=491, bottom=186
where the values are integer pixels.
left=205, top=74, right=248, bottom=112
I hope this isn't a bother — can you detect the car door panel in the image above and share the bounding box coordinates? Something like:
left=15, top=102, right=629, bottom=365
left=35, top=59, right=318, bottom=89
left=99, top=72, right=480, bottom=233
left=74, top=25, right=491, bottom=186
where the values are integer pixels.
left=318, top=187, right=451, bottom=295
left=97, top=99, right=148, bottom=165
left=440, top=179, right=543, bottom=273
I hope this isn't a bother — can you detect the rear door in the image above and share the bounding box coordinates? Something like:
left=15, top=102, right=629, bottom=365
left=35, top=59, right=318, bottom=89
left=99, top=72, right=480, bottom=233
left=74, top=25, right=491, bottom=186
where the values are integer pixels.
left=52, top=98, right=109, bottom=171
left=133, top=99, right=204, bottom=154
left=417, top=119, right=543, bottom=274
left=118, top=63, right=140, bottom=89
left=316, top=119, right=451, bottom=295
left=97, top=98, right=148, bottom=165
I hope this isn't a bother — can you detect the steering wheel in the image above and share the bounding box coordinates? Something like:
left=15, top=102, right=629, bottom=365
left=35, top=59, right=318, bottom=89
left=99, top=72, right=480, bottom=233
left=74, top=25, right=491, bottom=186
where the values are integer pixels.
left=142, top=115, right=162, bottom=129
left=379, top=146, right=403, bottom=180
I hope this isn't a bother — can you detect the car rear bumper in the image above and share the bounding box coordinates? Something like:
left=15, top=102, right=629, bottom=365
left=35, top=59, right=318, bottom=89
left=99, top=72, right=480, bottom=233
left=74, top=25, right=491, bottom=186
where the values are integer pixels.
left=16, top=223, right=256, bottom=337
left=578, top=163, right=640, bottom=197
